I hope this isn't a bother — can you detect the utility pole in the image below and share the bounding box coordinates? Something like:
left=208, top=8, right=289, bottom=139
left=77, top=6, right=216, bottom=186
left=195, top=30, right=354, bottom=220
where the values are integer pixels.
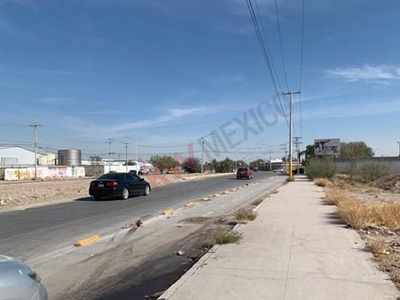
left=125, top=137, right=138, bottom=161
left=397, top=141, right=400, bottom=157
left=293, top=136, right=302, bottom=175
left=29, top=123, right=42, bottom=180
left=200, top=133, right=214, bottom=174
left=135, top=139, right=138, bottom=161
left=201, top=138, right=205, bottom=174
left=107, top=139, right=114, bottom=173
left=124, top=143, right=129, bottom=172
left=283, top=91, right=300, bottom=179
left=269, top=150, right=272, bottom=171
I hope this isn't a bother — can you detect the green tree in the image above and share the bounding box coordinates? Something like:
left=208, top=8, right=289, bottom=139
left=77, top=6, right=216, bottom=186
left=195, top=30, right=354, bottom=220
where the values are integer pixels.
left=249, top=159, right=265, bottom=169
left=340, top=142, right=374, bottom=159
left=305, top=145, right=315, bottom=162
left=215, top=158, right=236, bottom=173
left=182, top=157, right=201, bottom=173
left=149, top=155, right=180, bottom=174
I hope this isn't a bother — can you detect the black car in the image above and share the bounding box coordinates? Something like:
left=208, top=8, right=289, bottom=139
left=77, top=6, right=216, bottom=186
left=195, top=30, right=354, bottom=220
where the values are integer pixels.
left=89, top=172, right=151, bottom=201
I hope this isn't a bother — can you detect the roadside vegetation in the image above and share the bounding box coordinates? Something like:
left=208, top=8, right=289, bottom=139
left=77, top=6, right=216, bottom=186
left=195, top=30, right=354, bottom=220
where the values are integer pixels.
left=251, top=197, right=264, bottom=206
left=312, top=157, right=400, bottom=290
left=149, top=155, right=180, bottom=174
left=349, top=162, right=391, bottom=182
left=306, top=158, right=337, bottom=179
left=234, top=208, right=257, bottom=222
left=181, top=157, right=201, bottom=173
left=314, top=178, right=331, bottom=187
left=213, top=230, right=243, bottom=245
left=326, top=188, right=400, bottom=230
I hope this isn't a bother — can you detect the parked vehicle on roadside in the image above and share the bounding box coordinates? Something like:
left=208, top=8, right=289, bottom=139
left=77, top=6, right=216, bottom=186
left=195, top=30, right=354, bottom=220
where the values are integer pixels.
left=0, top=255, right=48, bottom=300
left=89, top=172, right=151, bottom=201
left=253, top=167, right=259, bottom=172
left=236, top=167, right=253, bottom=180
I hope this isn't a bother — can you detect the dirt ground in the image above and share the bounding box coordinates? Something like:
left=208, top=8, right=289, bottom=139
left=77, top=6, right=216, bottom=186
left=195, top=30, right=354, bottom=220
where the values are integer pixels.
left=324, top=175, right=400, bottom=290
left=0, top=173, right=233, bottom=210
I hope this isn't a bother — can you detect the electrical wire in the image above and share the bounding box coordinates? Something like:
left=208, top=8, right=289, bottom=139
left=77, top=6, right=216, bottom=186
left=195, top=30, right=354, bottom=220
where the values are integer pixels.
left=298, top=0, right=305, bottom=137
left=245, top=0, right=289, bottom=126
left=274, top=0, right=290, bottom=91
left=254, top=0, right=284, bottom=93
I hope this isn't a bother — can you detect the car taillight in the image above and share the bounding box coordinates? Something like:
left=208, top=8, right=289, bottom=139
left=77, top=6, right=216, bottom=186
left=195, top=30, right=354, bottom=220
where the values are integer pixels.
left=107, top=181, right=118, bottom=187
left=90, top=181, right=96, bottom=187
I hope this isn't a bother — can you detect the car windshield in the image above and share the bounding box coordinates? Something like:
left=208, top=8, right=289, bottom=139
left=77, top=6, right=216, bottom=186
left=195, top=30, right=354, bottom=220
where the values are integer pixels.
left=238, top=168, right=248, bottom=171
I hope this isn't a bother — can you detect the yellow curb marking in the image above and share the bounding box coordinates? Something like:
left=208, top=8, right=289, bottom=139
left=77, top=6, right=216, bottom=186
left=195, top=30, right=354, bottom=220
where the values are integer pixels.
left=162, top=209, right=174, bottom=215
left=185, top=202, right=195, bottom=207
left=201, top=197, right=211, bottom=202
left=74, top=235, right=101, bottom=247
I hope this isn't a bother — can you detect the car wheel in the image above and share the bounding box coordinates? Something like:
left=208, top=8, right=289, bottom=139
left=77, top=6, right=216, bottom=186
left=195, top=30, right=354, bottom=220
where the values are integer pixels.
left=143, top=185, right=150, bottom=196
left=122, top=188, right=129, bottom=200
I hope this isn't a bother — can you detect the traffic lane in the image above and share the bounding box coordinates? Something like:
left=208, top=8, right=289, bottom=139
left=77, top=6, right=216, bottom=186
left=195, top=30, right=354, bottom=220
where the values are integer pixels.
left=0, top=172, right=274, bottom=260
left=0, top=172, right=271, bottom=238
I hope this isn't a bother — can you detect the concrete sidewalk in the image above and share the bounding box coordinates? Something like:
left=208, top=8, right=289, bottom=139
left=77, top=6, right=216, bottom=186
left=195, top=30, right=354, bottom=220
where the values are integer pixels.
left=159, top=176, right=399, bottom=300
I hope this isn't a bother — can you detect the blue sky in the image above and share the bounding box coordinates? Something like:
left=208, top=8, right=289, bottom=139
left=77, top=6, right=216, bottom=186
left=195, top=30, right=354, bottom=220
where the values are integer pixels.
left=0, top=0, right=399, bottom=161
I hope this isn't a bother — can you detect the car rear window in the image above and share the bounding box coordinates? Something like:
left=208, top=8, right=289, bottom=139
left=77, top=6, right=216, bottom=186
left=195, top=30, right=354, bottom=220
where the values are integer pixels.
left=98, top=173, right=121, bottom=180
left=238, top=168, right=248, bottom=171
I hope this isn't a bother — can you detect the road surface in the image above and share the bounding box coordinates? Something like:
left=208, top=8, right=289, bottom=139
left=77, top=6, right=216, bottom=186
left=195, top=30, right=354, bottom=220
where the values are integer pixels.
left=0, top=172, right=285, bottom=299
left=0, top=172, right=275, bottom=261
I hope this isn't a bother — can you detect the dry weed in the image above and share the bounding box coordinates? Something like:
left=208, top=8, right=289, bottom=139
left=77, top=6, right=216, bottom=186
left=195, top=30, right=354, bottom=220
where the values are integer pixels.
left=314, top=178, right=331, bottom=187
left=326, top=188, right=400, bottom=230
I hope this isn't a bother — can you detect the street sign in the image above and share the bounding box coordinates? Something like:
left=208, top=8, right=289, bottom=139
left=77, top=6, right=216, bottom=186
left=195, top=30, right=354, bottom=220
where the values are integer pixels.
left=314, top=139, right=340, bottom=156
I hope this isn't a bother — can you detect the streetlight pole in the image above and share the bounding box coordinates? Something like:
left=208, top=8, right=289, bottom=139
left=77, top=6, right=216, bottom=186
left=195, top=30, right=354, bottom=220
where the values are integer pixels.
left=29, top=123, right=42, bottom=180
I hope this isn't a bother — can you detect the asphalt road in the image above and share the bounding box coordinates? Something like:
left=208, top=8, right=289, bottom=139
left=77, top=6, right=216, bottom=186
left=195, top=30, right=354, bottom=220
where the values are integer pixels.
left=0, top=172, right=275, bottom=262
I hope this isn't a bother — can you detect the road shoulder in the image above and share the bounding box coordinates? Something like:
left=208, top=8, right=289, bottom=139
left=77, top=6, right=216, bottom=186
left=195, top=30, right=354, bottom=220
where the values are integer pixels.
left=159, top=176, right=399, bottom=300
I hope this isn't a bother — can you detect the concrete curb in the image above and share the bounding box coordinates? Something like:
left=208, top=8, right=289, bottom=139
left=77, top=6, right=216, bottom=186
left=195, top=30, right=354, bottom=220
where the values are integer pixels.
left=158, top=246, right=221, bottom=300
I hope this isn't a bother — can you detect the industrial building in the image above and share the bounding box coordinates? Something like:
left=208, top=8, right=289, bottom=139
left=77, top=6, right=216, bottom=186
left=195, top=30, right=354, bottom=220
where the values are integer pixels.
left=0, top=147, right=85, bottom=180
left=0, top=146, right=47, bottom=167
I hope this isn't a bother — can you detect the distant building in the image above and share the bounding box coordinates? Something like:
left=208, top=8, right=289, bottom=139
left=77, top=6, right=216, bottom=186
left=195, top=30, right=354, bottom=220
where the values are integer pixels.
left=0, top=146, right=56, bottom=167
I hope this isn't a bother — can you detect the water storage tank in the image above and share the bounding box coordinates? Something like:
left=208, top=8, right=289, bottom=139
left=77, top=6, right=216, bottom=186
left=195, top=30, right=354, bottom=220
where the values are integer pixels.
left=58, top=149, right=82, bottom=166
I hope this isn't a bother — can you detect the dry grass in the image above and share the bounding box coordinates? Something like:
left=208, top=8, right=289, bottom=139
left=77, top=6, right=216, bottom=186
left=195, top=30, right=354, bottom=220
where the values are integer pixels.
left=251, top=197, right=264, bottom=206
left=315, top=178, right=331, bottom=187
left=213, top=230, right=243, bottom=245
left=234, top=208, right=257, bottom=222
left=366, top=239, right=386, bottom=257
left=326, top=188, right=400, bottom=230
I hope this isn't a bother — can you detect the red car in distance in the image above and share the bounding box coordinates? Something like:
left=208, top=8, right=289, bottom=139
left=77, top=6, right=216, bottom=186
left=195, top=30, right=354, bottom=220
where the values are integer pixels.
left=236, top=167, right=253, bottom=180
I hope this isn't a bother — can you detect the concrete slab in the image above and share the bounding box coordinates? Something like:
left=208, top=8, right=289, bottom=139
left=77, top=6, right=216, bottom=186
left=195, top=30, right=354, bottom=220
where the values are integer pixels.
left=160, top=176, right=399, bottom=300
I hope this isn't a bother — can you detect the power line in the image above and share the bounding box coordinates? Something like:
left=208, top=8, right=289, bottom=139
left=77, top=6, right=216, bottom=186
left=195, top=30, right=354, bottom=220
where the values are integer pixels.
left=299, top=0, right=305, bottom=92
left=245, top=0, right=289, bottom=126
left=274, top=0, right=289, bottom=91
left=298, top=0, right=305, bottom=140
left=254, top=0, right=284, bottom=93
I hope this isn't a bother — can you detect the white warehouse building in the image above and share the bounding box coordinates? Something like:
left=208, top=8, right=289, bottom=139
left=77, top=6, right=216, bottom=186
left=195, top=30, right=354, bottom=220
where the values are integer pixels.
left=0, top=146, right=54, bottom=167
